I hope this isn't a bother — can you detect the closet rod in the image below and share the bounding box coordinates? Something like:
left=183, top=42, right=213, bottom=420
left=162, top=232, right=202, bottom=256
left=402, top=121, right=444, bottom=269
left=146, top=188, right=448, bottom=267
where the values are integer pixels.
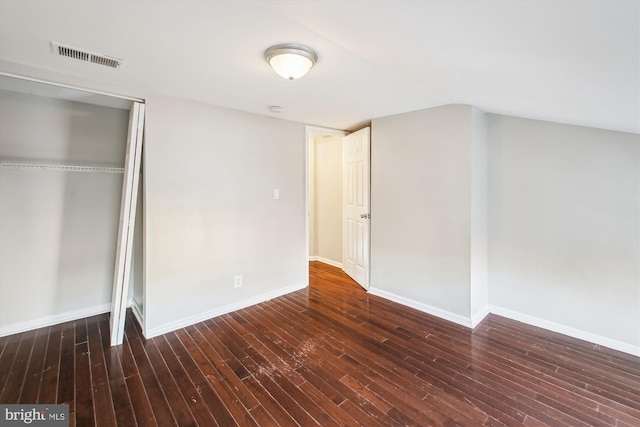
left=0, top=162, right=124, bottom=174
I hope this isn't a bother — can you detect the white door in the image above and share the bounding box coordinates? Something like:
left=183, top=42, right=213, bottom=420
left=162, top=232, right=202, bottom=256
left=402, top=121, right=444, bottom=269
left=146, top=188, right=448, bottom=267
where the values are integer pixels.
left=110, top=102, right=145, bottom=346
left=342, top=127, right=370, bottom=289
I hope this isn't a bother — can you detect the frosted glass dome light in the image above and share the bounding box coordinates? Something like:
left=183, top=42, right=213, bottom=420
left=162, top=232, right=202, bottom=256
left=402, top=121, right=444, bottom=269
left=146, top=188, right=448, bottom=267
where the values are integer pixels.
left=265, top=44, right=318, bottom=80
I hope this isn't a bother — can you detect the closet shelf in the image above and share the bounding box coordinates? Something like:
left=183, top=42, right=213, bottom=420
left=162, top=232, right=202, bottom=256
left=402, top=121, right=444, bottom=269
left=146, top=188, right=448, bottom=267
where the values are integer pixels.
left=0, top=162, right=124, bottom=174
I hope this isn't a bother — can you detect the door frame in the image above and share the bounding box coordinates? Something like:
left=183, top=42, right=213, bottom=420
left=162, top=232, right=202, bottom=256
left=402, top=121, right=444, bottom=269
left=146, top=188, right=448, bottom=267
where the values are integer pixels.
left=305, top=126, right=348, bottom=286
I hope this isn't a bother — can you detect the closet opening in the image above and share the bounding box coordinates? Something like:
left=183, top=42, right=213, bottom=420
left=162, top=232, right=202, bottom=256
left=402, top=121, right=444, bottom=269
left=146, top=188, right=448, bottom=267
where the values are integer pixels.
left=0, top=73, right=144, bottom=346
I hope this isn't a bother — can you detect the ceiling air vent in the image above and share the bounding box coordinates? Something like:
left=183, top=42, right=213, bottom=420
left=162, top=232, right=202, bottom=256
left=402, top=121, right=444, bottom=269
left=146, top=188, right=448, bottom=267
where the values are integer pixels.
left=51, top=42, right=123, bottom=69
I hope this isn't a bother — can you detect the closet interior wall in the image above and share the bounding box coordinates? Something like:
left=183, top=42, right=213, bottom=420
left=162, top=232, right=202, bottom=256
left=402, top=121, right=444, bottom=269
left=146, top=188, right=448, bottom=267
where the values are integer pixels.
left=0, top=86, right=141, bottom=335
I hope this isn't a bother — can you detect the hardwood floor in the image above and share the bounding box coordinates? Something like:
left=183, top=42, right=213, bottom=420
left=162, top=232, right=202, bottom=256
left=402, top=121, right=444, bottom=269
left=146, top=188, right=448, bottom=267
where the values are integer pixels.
left=1, top=261, right=639, bottom=426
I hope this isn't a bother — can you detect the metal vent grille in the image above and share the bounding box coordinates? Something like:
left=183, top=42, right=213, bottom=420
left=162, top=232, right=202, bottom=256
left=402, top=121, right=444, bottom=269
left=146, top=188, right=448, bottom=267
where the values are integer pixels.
left=51, top=42, right=123, bottom=69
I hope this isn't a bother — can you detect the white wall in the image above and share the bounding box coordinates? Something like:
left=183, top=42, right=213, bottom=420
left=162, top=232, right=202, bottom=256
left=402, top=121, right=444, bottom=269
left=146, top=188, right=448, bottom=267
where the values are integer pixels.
left=0, top=91, right=127, bottom=166
left=312, top=135, right=343, bottom=265
left=470, top=108, right=489, bottom=321
left=488, top=114, right=640, bottom=353
left=143, top=95, right=307, bottom=337
left=370, top=104, right=488, bottom=325
left=370, top=105, right=639, bottom=354
left=0, top=90, right=129, bottom=335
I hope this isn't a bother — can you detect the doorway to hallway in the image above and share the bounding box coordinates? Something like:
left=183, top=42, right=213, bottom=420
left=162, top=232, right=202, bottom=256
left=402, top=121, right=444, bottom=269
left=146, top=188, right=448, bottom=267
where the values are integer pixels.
left=305, top=126, right=371, bottom=291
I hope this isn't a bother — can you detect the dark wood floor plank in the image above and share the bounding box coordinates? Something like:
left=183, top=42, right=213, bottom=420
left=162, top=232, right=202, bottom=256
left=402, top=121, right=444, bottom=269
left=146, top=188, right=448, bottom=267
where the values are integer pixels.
left=479, top=322, right=640, bottom=401
left=56, top=321, right=75, bottom=405
left=251, top=292, right=440, bottom=424
left=484, top=314, right=640, bottom=371
left=297, top=378, right=364, bottom=426
left=246, top=404, right=279, bottom=427
left=165, top=330, right=239, bottom=427
left=124, top=373, right=156, bottom=426
left=74, top=341, right=94, bottom=427
left=243, top=343, right=340, bottom=427
left=37, top=323, right=63, bottom=404
left=224, top=313, right=307, bottom=387
left=97, top=314, right=137, bottom=427
left=75, top=317, right=88, bottom=345
left=153, top=334, right=220, bottom=427
left=255, top=300, right=456, bottom=421
left=120, top=331, right=140, bottom=380
left=337, top=397, right=395, bottom=427
left=341, top=352, right=465, bottom=426
left=124, top=312, right=176, bottom=426
left=0, top=329, right=36, bottom=402
left=189, top=322, right=260, bottom=409
left=373, top=337, right=505, bottom=424
left=0, top=335, right=8, bottom=358
left=206, top=317, right=251, bottom=360
left=120, top=333, right=157, bottom=426
left=244, top=305, right=351, bottom=401
left=2, top=261, right=639, bottom=427
left=176, top=327, right=260, bottom=426
left=143, top=335, right=196, bottom=427
left=0, top=332, right=21, bottom=392
left=294, top=300, right=470, bottom=418
left=308, top=268, right=576, bottom=424
left=450, top=325, right=640, bottom=421
left=239, top=352, right=321, bottom=426
left=86, top=316, right=117, bottom=427
left=369, top=331, right=599, bottom=426
left=463, top=343, right=635, bottom=424
left=18, top=326, right=49, bottom=403
left=241, top=373, right=299, bottom=426
left=109, top=378, right=137, bottom=427
left=215, top=316, right=326, bottom=426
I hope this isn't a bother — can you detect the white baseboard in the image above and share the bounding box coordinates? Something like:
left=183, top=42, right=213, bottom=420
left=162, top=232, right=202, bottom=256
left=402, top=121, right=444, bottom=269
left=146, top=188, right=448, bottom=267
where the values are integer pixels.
left=0, top=303, right=112, bottom=337
left=308, top=256, right=318, bottom=261
left=489, top=305, right=640, bottom=357
left=131, top=301, right=144, bottom=331
left=314, top=257, right=342, bottom=269
left=144, top=282, right=308, bottom=339
left=362, top=289, right=639, bottom=357
left=471, top=306, right=490, bottom=327
left=368, top=287, right=474, bottom=328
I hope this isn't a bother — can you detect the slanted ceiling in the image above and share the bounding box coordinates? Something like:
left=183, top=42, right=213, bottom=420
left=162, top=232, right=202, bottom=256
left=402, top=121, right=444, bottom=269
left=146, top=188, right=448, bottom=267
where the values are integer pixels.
left=0, top=0, right=637, bottom=133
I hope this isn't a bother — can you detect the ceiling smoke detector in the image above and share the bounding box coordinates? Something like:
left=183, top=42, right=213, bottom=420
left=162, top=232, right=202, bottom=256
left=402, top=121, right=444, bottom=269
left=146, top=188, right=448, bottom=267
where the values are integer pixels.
left=51, top=42, right=124, bottom=69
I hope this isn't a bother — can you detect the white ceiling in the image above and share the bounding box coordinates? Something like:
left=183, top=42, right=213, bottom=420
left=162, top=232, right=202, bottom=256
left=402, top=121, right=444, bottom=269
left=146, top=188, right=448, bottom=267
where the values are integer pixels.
left=0, top=0, right=638, bottom=133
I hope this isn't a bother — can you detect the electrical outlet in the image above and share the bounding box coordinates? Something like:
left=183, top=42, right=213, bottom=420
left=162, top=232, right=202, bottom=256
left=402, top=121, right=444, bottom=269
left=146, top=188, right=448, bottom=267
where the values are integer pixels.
left=234, top=275, right=243, bottom=288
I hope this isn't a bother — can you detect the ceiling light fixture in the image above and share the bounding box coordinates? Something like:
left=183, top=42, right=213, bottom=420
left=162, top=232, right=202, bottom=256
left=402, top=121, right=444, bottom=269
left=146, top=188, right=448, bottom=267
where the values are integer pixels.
left=264, top=44, right=318, bottom=80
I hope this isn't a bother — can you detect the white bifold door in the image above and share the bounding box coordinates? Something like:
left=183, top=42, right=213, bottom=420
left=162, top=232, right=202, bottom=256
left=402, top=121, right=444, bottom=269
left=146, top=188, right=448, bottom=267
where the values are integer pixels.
left=110, top=102, right=145, bottom=346
left=342, top=127, right=371, bottom=290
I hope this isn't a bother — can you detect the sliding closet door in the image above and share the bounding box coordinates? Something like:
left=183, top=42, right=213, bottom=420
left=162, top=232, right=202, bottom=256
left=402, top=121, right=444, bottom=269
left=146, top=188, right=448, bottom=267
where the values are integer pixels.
left=110, top=102, right=145, bottom=346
